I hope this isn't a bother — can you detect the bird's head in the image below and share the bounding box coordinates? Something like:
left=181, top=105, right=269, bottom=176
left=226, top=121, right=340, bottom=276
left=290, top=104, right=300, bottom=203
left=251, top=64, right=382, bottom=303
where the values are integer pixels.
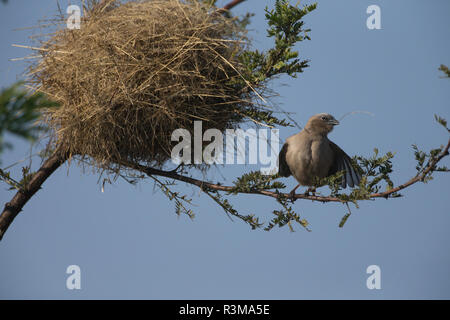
left=305, top=113, right=339, bottom=136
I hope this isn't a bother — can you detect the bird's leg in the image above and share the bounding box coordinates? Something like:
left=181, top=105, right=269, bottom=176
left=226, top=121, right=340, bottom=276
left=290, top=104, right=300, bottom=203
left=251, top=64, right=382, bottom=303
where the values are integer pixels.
left=289, top=184, right=301, bottom=202
left=304, top=186, right=316, bottom=196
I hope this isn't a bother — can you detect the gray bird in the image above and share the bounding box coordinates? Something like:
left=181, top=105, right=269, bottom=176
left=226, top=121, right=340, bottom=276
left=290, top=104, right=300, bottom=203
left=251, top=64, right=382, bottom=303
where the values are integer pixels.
left=278, top=113, right=361, bottom=198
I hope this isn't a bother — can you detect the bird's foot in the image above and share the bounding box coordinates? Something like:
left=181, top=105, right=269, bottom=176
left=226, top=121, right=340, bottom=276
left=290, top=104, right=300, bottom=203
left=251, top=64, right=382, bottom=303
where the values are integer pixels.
left=304, top=187, right=317, bottom=196
left=289, top=190, right=297, bottom=202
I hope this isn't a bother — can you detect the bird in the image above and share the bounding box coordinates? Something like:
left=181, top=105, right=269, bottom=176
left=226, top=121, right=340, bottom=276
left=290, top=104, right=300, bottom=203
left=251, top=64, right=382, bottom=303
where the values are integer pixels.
left=278, top=113, right=361, bottom=199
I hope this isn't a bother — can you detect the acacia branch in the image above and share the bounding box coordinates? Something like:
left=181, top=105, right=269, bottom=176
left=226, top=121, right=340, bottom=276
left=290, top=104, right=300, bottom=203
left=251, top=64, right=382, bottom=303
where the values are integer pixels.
left=1, top=137, right=448, bottom=241
left=122, top=136, right=450, bottom=204
left=0, top=152, right=67, bottom=241
left=124, top=160, right=341, bottom=201
left=370, top=138, right=450, bottom=199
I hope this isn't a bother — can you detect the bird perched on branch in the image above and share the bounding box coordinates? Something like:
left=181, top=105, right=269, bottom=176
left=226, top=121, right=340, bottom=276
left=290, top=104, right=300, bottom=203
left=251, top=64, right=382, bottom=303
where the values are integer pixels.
left=278, top=113, right=361, bottom=199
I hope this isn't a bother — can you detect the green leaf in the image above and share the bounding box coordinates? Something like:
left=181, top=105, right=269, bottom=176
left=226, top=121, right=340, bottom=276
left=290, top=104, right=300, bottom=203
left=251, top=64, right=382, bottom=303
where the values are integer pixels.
left=0, top=81, right=59, bottom=158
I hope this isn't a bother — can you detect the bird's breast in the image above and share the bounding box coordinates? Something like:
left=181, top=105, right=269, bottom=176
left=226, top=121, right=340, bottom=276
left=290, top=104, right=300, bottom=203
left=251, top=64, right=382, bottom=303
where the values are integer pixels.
left=285, top=134, right=333, bottom=186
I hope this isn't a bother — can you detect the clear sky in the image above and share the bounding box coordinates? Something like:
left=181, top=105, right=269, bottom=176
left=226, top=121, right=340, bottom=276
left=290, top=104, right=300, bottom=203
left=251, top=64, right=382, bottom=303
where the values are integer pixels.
left=0, top=0, right=449, bottom=299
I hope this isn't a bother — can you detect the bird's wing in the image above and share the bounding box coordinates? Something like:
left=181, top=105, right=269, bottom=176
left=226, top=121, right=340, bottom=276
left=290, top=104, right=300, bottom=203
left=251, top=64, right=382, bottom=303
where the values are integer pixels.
left=278, top=143, right=292, bottom=177
left=328, top=141, right=361, bottom=188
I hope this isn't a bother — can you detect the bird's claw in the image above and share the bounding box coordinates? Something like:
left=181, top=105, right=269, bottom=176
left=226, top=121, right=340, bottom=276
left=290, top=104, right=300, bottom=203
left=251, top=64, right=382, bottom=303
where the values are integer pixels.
left=304, top=187, right=316, bottom=196
left=289, top=190, right=297, bottom=202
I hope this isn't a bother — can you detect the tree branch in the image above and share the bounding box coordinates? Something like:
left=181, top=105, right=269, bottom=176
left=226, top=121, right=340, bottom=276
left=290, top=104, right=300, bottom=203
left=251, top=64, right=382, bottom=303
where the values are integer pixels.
left=0, top=152, right=67, bottom=241
left=121, top=136, right=450, bottom=204
left=370, top=138, right=450, bottom=199
left=0, top=137, right=448, bottom=241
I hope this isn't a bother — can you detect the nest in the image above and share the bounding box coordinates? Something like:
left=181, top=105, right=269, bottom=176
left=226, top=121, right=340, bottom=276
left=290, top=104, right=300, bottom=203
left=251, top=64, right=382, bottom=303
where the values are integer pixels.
left=29, top=0, right=264, bottom=172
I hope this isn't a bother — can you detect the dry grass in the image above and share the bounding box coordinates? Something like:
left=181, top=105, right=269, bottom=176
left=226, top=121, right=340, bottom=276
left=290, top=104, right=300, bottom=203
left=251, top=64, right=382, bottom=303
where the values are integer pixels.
left=28, top=0, right=263, bottom=172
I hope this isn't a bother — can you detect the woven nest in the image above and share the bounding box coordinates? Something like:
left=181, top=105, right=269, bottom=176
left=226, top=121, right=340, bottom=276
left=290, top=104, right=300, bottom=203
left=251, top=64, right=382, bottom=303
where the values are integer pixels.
left=29, top=0, right=266, bottom=172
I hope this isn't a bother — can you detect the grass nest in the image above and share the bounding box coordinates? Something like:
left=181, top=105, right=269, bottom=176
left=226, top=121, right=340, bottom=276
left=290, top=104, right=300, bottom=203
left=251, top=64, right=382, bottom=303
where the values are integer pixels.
left=29, top=0, right=266, bottom=172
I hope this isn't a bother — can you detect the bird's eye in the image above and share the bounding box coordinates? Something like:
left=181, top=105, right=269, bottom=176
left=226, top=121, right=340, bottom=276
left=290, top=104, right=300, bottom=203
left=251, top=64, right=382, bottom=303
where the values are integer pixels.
left=321, top=116, right=328, bottom=121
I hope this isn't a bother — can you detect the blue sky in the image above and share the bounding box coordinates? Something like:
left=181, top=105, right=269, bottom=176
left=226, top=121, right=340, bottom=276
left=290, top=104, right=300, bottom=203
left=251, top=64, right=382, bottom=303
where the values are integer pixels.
left=0, top=0, right=449, bottom=299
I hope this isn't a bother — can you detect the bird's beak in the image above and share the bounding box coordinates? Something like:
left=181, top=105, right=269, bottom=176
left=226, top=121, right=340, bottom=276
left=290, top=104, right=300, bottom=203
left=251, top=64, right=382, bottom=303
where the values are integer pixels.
left=328, top=119, right=340, bottom=126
